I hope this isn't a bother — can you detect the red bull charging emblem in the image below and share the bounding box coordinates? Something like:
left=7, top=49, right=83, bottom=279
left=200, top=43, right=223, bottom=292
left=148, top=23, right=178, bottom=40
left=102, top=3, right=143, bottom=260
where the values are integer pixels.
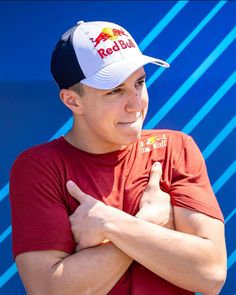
left=90, top=27, right=128, bottom=47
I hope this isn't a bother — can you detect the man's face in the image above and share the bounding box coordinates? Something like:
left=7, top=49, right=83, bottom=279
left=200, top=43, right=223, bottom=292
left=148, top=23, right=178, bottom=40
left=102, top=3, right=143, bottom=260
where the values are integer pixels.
left=77, top=67, right=149, bottom=153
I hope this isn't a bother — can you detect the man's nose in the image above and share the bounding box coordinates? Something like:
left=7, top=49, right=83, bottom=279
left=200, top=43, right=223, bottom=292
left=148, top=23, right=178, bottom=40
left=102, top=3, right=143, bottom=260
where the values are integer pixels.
left=125, top=89, right=142, bottom=112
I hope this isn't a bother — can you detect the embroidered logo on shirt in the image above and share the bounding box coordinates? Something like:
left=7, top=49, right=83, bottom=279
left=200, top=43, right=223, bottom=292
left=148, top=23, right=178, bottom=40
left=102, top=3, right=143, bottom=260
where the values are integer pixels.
left=140, top=135, right=167, bottom=153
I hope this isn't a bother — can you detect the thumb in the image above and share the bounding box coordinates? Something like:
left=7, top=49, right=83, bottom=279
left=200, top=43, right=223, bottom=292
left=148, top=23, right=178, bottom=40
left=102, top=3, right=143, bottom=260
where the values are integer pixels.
left=148, top=162, right=162, bottom=188
left=66, top=180, right=88, bottom=203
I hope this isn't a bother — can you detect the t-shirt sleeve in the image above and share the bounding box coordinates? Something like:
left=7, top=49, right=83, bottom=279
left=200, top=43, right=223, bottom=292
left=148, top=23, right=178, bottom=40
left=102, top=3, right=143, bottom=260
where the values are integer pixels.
left=10, top=153, right=75, bottom=259
left=169, top=134, right=224, bottom=222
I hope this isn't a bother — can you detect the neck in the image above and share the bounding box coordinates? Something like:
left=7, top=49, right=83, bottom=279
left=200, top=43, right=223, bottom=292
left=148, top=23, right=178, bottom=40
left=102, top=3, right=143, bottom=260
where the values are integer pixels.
left=64, top=124, right=127, bottom=154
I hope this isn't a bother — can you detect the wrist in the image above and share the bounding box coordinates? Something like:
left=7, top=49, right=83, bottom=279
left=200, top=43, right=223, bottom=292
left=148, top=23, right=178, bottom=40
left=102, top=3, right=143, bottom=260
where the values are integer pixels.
left=102, top=207, right=122, bottom=239
left=103, top=209, right=138, bottom=241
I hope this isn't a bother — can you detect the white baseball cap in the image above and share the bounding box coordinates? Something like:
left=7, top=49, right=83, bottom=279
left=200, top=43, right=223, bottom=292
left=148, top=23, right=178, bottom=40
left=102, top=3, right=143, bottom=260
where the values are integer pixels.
left=50, top=20, right=170, bottom=90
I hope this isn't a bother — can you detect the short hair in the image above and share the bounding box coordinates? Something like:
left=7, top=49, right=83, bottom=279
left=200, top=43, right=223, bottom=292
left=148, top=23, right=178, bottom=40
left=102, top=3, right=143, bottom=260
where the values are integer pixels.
left=69, top=82, right=85, bottom=96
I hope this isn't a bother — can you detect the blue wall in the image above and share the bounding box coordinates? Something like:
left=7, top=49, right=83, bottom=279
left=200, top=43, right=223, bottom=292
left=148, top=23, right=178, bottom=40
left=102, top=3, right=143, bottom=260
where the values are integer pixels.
left=0, top=1, right=235, bottom=294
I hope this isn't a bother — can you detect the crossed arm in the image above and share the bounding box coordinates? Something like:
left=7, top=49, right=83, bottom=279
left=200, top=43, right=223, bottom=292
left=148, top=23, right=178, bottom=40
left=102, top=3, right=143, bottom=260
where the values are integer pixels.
left=16, top=163, right=226, bottom=295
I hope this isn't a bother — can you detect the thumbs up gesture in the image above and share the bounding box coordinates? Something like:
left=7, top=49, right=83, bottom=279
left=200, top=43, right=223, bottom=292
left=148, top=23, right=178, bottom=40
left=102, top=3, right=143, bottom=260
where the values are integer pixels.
left=66, top=180, right=114, bottom=250
left=136, top=162, right=175, bottom=229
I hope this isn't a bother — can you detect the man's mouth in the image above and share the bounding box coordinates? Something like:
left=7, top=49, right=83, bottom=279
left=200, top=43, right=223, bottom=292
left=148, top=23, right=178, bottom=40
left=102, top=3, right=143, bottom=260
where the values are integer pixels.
left=118, top=112, right=142, bottom=125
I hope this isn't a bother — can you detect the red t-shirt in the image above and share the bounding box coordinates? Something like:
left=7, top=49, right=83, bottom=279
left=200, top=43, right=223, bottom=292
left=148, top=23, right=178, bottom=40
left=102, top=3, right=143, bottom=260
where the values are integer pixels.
left=10, top=130, right=223, bottom=294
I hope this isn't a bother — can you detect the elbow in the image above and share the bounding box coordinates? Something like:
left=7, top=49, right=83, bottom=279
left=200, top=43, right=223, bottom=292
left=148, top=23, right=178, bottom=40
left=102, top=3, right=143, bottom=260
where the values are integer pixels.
left=47, top=265, right=93, bottom=295
left=199, top=266, right=226, bottom=295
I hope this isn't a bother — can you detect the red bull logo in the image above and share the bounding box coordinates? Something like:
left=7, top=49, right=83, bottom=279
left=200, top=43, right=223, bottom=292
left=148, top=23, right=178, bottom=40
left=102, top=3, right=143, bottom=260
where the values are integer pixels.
left=89, top=27, right=136, bottom=59
left=90, top=27, right=128, bottom=47
left=140, top=135, right=167, bottom=153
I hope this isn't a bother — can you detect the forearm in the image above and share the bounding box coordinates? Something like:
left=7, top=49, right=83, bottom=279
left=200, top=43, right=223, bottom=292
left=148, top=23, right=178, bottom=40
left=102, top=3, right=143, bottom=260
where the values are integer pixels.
left=104, top=213, right=225, bottom=294
left=49, top=242, right=132, bottom=295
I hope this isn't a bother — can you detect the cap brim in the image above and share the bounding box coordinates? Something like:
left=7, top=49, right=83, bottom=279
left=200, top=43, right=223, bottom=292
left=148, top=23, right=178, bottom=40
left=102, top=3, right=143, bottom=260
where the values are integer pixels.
left=80, top=55, right=169, bottom=90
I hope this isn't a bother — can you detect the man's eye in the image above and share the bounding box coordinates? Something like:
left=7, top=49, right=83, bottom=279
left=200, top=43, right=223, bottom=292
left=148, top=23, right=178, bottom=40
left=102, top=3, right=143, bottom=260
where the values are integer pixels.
left=107, top=88, right=121, bottom=95
left=136, top=80, right=145, bottom=87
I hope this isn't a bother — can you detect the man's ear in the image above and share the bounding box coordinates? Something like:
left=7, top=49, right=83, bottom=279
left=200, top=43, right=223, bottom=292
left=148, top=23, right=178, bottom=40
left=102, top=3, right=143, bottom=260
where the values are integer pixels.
left=59, top=89, right=83, bottom=114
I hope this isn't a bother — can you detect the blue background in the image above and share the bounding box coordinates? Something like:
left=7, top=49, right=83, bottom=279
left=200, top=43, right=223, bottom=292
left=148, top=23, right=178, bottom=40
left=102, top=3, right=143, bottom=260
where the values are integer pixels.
left=0, top=1, right=235, bottom=294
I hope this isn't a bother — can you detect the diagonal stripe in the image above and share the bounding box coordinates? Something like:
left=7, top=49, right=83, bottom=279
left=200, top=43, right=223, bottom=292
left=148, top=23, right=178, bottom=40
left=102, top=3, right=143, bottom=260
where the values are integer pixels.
left=228, top=250, right=236, bottom=270
left=145, top=26, right=236, bottom=129
left=146, top=1, right=227, bottom=88
left=182, top=71, right=236, bottom=134
left=139, top=1, right=189, bottom=51
left=203, top=115, right=236, bottom=160
left=212, top=160, right=236, bottom=193
left=0, top=263, right=17, bottom=288
left=0, top=225, right=12, bottom=244
left=50, top=116, right=73, bottom=141
left=0, top=183, right=9, bottom=202
left=225, top=208, right=236, bottom=224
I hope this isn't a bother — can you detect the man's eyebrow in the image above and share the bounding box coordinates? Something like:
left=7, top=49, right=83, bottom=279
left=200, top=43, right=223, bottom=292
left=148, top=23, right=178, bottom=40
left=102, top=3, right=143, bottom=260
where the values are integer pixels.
left=137, top=74, right=146, bottom=81
left=113, top=74, right=147, bottom=89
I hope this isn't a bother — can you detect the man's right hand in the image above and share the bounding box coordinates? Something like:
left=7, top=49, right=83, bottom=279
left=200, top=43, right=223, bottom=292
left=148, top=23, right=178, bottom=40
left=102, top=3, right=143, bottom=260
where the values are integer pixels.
left=136, top=162, right=175, bottom=229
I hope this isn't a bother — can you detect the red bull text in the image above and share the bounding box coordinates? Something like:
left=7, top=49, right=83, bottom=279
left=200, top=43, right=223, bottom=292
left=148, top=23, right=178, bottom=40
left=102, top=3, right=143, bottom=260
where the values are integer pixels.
left=97, top=39, right=135, bottom=59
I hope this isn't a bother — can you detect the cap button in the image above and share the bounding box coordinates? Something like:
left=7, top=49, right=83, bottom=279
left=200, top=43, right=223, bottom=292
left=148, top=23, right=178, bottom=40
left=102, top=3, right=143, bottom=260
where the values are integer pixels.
left=77, top=20, right=84, bottom=25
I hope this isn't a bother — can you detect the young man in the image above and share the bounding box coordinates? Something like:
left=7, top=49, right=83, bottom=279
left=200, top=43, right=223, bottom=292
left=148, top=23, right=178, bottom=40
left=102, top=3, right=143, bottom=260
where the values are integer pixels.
left=10, top=20, right=226, bottom=295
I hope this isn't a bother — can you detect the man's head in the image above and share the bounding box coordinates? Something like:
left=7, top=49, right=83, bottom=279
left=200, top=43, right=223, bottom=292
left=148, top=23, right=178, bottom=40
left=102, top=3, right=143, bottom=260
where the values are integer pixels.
left=50, top=21, right=170, bottom=153
left=50, top=20, right=169, bottom=91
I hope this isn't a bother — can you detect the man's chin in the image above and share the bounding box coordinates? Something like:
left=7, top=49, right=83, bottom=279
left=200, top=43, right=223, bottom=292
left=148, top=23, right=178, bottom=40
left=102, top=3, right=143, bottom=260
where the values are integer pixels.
left=122, top=129, right=142, bottom=145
